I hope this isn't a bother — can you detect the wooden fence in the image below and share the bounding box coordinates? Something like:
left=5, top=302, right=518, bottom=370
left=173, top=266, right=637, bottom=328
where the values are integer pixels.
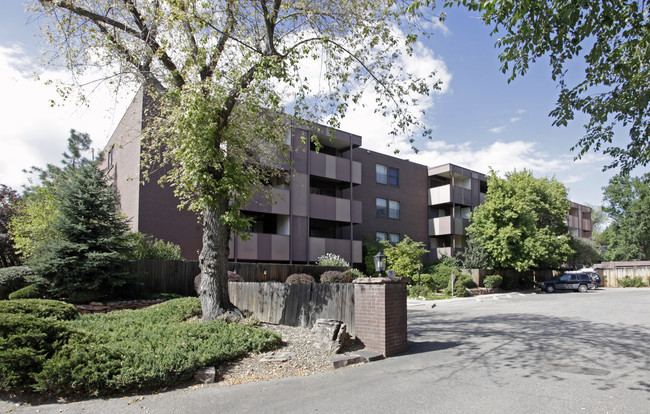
left=596, top=266, right=650, bottom=287
left=131, top=260, right=349, bottom=295
left=228, top=281, right=355, bottom=334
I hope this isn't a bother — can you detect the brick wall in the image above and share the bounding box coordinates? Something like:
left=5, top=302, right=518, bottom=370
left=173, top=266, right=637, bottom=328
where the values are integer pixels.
left=354, top=277, right=409, bottom=356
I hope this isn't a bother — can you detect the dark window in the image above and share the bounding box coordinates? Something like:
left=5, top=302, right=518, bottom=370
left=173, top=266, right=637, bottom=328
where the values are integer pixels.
left=389, top=167, right=399, bottom=186
left=376, top=198, right=387, bottom=217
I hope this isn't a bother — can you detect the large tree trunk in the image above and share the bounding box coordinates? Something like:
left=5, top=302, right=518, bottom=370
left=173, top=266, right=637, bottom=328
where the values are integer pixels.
left=198, top=202, right=242, bottom=321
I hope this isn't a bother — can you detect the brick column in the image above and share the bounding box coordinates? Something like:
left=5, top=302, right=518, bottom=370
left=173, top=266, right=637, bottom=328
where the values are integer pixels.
left=353, top=277, right=410, bottom=357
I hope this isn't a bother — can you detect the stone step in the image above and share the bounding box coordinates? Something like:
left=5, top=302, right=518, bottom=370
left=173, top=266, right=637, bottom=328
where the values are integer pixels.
left=330, top=350, right=385, bottom=369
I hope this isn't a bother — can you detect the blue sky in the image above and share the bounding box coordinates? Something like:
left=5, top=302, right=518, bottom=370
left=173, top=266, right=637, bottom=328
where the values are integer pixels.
left=0, top=3, right=640, bottom=206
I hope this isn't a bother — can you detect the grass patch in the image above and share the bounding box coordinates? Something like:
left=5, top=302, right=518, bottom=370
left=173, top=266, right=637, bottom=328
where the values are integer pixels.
left=1, top=297, right=281, bottom=397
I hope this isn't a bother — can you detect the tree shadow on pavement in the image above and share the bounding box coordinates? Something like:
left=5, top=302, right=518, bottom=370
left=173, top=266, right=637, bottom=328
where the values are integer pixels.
left=405, top=309, right=650, bottom=396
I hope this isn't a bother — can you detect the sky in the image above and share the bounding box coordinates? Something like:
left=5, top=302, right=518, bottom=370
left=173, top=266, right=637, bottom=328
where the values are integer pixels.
left=0, top=3, right=643, bottom=206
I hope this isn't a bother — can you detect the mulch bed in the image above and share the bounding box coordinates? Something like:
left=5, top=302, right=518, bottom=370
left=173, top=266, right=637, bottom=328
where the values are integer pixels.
left=74, top=299, right=167, bottom=314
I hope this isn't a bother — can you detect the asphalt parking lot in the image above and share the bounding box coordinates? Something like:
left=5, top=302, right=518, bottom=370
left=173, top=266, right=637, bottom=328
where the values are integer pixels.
left=5, top=288, right=650, bottom=413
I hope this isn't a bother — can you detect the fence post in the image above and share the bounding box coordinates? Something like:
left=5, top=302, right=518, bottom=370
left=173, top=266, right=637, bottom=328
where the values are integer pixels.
left=353, top=277, right=410, bottom=357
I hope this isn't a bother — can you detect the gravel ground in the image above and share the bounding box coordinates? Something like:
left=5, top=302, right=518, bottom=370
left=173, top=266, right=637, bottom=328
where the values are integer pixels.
left=216, top=323, right=364, bottom=386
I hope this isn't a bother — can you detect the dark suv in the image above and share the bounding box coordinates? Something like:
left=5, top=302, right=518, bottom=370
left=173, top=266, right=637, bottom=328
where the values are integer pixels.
left=538, top=273, right=595, bottom=293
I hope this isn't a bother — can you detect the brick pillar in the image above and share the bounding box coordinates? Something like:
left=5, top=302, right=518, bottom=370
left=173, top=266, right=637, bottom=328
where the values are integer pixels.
left=353, top=277, right=409, bottom=357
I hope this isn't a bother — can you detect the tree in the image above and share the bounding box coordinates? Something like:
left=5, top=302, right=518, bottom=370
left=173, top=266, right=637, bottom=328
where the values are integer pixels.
left=566, top=236, right=599, bottom=268
left=457, top=237, right=489, bottom=269
left=31, top=1, right=440, bottom=319
left=9, top=130, right=93, bottom=260
left=466, top=169, right=572, bottom=271
left=123, top=232, right=184, bottom=261
left=31, top=163, right=134, bottom=301
left=0, top=185, right=21, bottom=267
left=600, top=174, right=650, bottom=261
left=8, top=186, right=59, bottom=260
left=381, top=235, right=429, bottom=279
left=422, top=0, right=650, bottom=173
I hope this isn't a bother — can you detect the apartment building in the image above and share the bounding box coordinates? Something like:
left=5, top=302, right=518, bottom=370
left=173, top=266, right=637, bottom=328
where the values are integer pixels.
left=347, top=149, right=429, bottom=247
left=427, top=164, right=487, bottom=259
left=103, top=89, right=362, bottom=263
left=567, top=201, right=593, bottom=239
left=103, top=90, right=592, bottom=264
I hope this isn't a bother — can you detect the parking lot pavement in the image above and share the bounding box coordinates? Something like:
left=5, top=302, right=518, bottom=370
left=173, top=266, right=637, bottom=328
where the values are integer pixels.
left=6, top=289, right=650, bottom=414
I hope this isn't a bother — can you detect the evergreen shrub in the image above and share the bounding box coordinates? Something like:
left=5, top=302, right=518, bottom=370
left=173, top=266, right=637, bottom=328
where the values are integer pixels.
left=320, top=270, right=349, bottom=284
left=0, top=266, right=34, bottom=299
left=8, top=284, right=42, bottom=300
left=0, top=299, right=79, bottom=320
left=483, top=275, right=503, bottom=289
left=285, top=274, right=315, bottom=284
left=344, top=268, right=365, bottom=280
left=1, top=298, right=282, bottom=397
left=618, top=276, right=648, bottom=287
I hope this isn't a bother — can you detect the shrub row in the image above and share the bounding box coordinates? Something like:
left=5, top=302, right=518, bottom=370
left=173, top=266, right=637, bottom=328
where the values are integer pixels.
left=618, top=276, right=649, bottom=287
left=0, top=297, right=281, bottom=397
left=285, top=269, right=366, bottom=284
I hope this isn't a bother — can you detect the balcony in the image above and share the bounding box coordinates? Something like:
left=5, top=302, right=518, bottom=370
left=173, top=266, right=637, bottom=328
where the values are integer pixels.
left=309, top=193, right=362, bottom=223
left=566, top=215, right=580, bottom=229
left=309, top=237, right=362, bottom=263
left=310, top=151, right=362, bottom=184
left=244, top=188, right=290, bottom=215
left=428, top=216, right=469, bottom=236
left=428, top=185, right=473, bottom=206
left=230, top=233, right=290, bottom=262
left=582, top=219, right=593, bottom=232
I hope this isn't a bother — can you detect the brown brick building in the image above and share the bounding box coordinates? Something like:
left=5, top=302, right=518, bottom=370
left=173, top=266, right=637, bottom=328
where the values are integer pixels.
left=103, top=90, right=591, bottom=265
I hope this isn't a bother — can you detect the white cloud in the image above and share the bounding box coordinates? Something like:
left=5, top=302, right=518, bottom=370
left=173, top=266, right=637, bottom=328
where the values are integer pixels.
left=509, top=117, right=521, bottom=123
left=489, top=125, right=507, bottom=134
left=0, top=44, right=133, bottom=191
left=359, top=137, right=574, bottom=183
left=339, top=35, right=452, bottom=155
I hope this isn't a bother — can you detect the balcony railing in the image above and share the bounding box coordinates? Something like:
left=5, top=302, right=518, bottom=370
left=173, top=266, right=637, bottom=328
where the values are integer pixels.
left=244, top=188, right=290, bottom=215
left=428, top=185, right=474, bottom=206
left=309, top=193, right=362, bottom=223
left=230, top=233, right=290, bottom=262
left=428, top=216, right=469, bottom=236
left=309, top=237, right=362, bottom=263
left=310, top=151, right=362, bottom=184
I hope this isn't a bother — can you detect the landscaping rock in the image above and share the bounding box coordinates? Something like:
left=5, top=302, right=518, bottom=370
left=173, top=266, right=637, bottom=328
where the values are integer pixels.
left=194, top=367, right=216, bottom=384
left=259, top=352, right=295, bottom=363
left=311, top=319, right=351, bottom=354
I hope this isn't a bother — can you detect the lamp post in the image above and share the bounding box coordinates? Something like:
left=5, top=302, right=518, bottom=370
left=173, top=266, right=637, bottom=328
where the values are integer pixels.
left=373, top=251, right=387, bottom=277
left=418, top=263, right=422, bottom=285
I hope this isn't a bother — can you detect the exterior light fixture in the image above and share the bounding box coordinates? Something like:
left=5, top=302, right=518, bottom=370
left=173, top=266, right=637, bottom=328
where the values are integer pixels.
left=373, top=251, right=387, bottom=277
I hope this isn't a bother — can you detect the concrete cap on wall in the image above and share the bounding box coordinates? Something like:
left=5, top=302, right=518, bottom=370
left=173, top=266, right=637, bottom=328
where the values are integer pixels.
left=353, top=277, right=411, bottom=284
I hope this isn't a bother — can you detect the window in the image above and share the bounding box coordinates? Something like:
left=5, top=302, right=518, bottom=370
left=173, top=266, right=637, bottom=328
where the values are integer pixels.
left=376, top=164, right=387, bottom=184
left=388, top=167, right=399, bottom=186
left=376, top=232, right=388, bottom=241
left=107, top=146, right=114, bottom=168
left=389, top=233, right=400, bottom=243
left=376, top=198, right=387, bottom=217
left=389, top=200, right=400, bottom=219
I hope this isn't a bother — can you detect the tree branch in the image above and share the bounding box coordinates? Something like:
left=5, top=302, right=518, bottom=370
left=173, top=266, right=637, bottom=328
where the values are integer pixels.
left=123, top=0, right=185, bottom=88
left=39, top=0, right=140, bottom=37
left=203, top=0, right=237, bottom=81
left=94, top=22, right=165, bottom=93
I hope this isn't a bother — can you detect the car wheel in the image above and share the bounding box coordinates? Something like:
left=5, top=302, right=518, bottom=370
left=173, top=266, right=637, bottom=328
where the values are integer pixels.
left=545, top=285, right=555, bottom=293
left=578, top=284, right=588, bottom=293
